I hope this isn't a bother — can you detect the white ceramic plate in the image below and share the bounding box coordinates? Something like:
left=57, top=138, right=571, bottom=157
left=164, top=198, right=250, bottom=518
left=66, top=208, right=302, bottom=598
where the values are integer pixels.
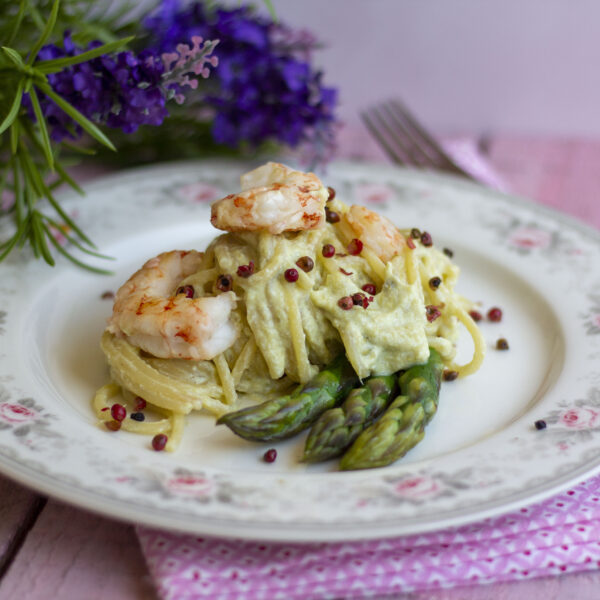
left=0, top=160, right=599, bottom=542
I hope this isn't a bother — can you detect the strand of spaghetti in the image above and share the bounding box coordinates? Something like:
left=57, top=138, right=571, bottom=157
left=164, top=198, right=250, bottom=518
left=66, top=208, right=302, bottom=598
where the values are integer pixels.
left=417, top=251, right=434, bottom=298
left=239, top=249, right=283, bottom=285
left=102, top=331, right=200, bottom=413
left=93, top=383, right=171, bottom=434
left=317, top=248, right=342, bottom=276
left=200, top=245, right=215, bottom=269
left=213, top=353, right=237, bottom=405
left=93, top=382, right=120, bottom=416
left=359, top=246, right=386, bottom=285
left=296, top=268, right=313, bottom=290
left=190, top=395, right=231, bottom=416
left=334, top=219, right=354, bottom=244
left=184, top=267, right=218, bottom=292
left=403, top=243, right=417, bottom=285
left=446, top=306, right=486, bottom=377
left=284, top=284, right=312, bottom=383
left=166, top=413, right=185, bottom=452
left=335, top=220, right=386, bottom=284
left=231, top=337, right=256, bottom=385
left=145, top=358, right=223, bottom=398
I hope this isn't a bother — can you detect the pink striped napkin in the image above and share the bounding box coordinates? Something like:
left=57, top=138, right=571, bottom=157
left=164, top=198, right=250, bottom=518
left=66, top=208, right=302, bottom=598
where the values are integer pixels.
left=138, top=475, right=600, bottom=599
left=136, top=139, right=597, bottom=599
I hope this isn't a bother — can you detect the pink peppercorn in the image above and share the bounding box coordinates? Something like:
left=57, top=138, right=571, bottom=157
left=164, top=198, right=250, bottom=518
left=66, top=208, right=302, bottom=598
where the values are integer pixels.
left=134, top=397, right=147, bottom=411
left=322, top=244, right=335, bottom=258
left=263, top=448, right=277, bottom=463
left=105, top=420, right=121, bottom=432
left=237, top=261, right=255, bottom=278
left=425, top=305, right=441, bottom=322
left=361, top=283, right=376, bottom=295
left=420, top=231, right=433, bottom=247
left=352, top=292, right=369, bottom=309
left=347, top=238, right=363, bottom=255
left=110, top=403, right=126, bottom=422
left=338, top=296, right=354, bottom=310
left=469, top=310, right=483, bottom=322
left=488, top=307, right=503, bottom=322
left=176, top=285, right=194, bottom=298
left=284, top=268, right=299, bottom=282
left=152, top=434, right=168, bottom=451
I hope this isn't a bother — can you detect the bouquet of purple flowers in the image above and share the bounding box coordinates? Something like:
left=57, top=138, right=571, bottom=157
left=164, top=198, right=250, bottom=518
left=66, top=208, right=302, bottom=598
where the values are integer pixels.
left=0, top=0, right=337, bottom=269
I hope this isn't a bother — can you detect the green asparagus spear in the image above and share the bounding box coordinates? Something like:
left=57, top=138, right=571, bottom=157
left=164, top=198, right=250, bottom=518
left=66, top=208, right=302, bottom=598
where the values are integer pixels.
left=398, top=347, right=444, bottom=425
left=216, top=354, right=359, bottom=442
left=302, top=374, right=397, bottom=463
left=339, top=348, right=444, bottom=470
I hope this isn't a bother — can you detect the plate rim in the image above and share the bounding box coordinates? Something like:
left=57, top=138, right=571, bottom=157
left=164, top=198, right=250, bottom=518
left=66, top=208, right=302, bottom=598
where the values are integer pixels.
left=0, top=158, right=599, bottom=541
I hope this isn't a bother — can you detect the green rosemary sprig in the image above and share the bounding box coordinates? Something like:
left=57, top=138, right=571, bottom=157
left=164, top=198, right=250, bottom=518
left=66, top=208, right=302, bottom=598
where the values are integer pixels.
left=0, top=0, right=136, bottom=272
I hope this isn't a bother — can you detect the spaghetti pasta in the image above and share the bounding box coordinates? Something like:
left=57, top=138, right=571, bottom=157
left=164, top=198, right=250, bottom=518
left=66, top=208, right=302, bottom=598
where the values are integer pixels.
left=95, top=164, right=485, bottom=452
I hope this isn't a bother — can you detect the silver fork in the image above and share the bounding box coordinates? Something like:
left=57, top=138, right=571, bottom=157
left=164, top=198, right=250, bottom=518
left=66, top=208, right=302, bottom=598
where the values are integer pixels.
left=361, top=99, right=476, bottom=181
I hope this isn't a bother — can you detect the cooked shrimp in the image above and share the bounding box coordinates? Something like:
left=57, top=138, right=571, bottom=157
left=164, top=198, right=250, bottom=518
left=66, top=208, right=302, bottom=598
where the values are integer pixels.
left=210, top=162, right=329, bottom=234
left=345, top=205, right=405, bottom=262
left=107, top=250, right=237, bottom=360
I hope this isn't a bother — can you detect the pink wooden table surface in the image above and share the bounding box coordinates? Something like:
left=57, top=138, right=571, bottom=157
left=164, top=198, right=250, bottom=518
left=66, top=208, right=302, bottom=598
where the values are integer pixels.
left=0, top=131, right=599, bottom=600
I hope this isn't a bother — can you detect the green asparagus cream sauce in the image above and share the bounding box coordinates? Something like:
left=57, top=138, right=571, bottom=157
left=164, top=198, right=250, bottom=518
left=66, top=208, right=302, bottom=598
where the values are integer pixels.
left=185, top=217, right=458, bottom=384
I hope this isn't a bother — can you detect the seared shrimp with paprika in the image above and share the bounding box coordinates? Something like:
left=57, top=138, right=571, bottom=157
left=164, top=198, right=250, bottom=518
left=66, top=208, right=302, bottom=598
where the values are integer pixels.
left=344, top=204, right=405, bottom=262
left=107, top=250, right=237, bottom=360
left=210, top=162, right=329, bottom=235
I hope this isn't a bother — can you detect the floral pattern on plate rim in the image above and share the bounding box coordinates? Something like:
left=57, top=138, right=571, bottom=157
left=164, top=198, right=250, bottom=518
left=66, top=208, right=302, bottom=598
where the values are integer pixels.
left=0, top=161, right=599, bottom=540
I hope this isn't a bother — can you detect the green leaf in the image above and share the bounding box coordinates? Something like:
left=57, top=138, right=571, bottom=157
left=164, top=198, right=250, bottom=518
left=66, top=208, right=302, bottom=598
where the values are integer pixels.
left=262, top=0, right=277, bottom=21
left=0, top=224, right=27, bottom=261
left=19, top=148, right=95, bottom=247
left=10, top=154, right=24, bottom=223
left=32, top=212, right=55, bottom=266
left=61, top=141, right=97, bottom=156
left=27, top=87, right=54, bottom=170
left=17, top=147, right=42, bottom=198
left=46, top=231, right=113, bottom=275
left=1, top=46, right=25, bottom=68
left=54, top=162, right=83, bottom=194
left=36, top=82, right=116, bottom=151
left=43, top=216, right=114, bottom=260
left=10, top=121, right=20, bottom=154
left=22, top=162, right=37, bottom=211
left=27, top=0, right=60, bottom=65
left=35, top=36, right=135, bottom=73
left=5, top=0, right=27, bottom=47
left=22, top=175, right=40, bottom=258
left=0, top=163, right=8, bottom=201
left=27, top=4, right=46, bottom=32
left=24, top=131, right=84, bottom=194
left=0, top=79, right=24, bottom=136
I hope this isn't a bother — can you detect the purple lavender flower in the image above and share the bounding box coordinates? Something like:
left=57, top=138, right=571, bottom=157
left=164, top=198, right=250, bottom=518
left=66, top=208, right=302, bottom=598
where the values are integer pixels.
left=143, top=2, right=338, bottom=161
left=28, top=32, right=217, bottom=142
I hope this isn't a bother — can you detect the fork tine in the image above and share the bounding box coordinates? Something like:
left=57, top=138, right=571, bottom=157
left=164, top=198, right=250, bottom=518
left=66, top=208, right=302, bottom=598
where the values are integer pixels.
left=361, top=109, right=411, bottom=167
left=362, top=99, right=476, bottom=180
left=378, top=103, right=437, bottom=168
left=388, top=100, right=474, bottom=179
